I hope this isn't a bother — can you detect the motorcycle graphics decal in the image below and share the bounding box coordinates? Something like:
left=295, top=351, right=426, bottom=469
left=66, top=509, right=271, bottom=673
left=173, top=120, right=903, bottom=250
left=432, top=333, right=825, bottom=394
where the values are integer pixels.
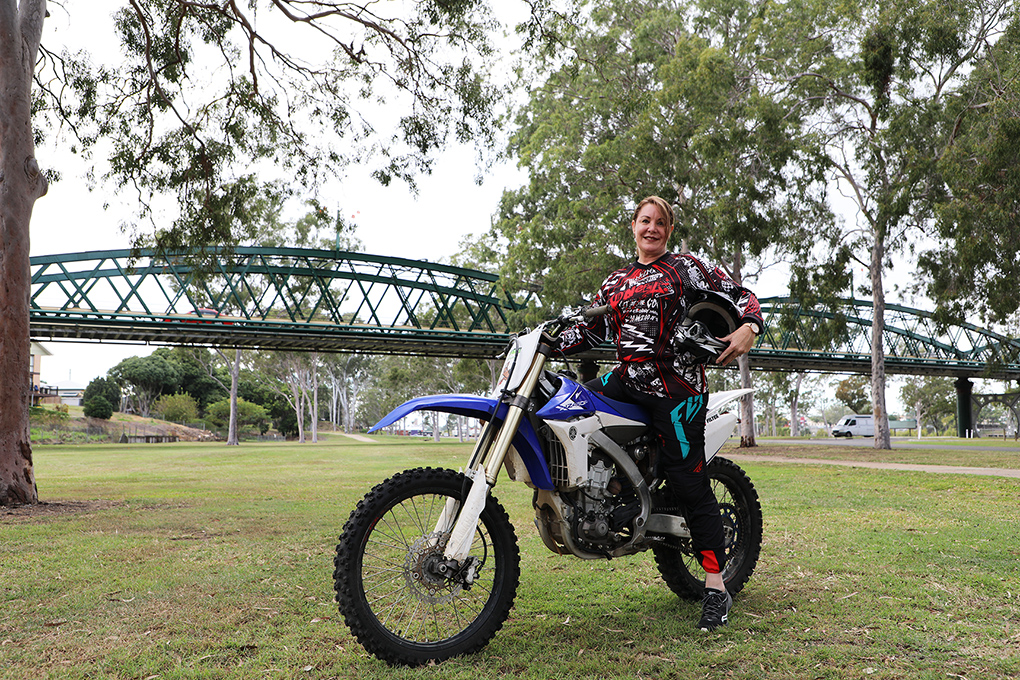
left=536, top=376, right=648, bottom=424
left=535, top=383, right=596, bottom=419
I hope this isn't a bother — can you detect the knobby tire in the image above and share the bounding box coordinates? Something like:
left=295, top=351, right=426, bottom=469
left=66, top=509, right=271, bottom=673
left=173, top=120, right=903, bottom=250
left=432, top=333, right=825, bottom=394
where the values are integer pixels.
left=334, top=467, right=520, bottom=666
left=653, top=457, right=763, bottom=600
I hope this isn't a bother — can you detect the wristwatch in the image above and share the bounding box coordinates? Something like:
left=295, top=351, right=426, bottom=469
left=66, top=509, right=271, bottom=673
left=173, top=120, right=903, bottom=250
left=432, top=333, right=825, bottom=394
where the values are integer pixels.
left=743, top=321, right=761, bottom=335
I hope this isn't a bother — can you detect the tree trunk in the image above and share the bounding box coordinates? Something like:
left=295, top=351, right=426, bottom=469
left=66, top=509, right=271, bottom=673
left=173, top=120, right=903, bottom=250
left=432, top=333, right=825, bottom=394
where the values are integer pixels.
left=737, top=354, right=756, bottom=447
left=311, top=352, right=319, bottom=443
left=227, top=349, right=240, bottom=445
left=730, top=249, right=757, bottom=448
left=790, top=372, right=804, bottom=437
left=0, top=0, right=48, bottom=506
left=870, top=235, right=892, bottom=449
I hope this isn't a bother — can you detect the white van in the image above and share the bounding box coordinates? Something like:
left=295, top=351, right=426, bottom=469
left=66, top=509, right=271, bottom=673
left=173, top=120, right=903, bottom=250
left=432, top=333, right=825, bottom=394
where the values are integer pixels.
left=832, top=414, right=874, bottom=438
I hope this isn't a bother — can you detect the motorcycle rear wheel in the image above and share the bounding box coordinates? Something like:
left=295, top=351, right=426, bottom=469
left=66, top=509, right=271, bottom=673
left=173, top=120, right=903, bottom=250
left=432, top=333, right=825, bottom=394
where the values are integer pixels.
left=652, top=457, right=762, bottom=600
left=334, top=467, right=520, bottom=666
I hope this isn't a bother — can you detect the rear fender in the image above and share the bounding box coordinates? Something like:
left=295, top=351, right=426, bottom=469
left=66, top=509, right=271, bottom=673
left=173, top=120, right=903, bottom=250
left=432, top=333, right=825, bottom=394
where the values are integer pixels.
left=368, top=394, right=554, bottom=490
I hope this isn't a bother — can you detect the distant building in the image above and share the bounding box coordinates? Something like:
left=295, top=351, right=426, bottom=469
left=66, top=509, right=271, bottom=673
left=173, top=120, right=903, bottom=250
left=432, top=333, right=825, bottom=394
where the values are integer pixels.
left=29, top=342, right=60, bottom=406
left=58, top=385, right=86, bottom=406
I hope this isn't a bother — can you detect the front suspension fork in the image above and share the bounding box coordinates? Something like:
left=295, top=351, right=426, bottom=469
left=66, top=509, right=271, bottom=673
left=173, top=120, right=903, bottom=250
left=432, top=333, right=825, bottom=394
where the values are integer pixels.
left=441, top=348, right=550, bottom=563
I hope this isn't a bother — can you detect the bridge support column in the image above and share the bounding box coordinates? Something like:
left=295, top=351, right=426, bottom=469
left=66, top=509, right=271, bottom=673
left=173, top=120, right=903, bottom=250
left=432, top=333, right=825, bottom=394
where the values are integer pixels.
left=955, top=377, right=974, bottom=438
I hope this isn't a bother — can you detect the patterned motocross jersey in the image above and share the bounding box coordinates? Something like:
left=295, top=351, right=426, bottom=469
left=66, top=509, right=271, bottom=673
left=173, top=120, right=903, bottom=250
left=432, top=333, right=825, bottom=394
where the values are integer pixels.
left=558, top=252, right=763, bottom=399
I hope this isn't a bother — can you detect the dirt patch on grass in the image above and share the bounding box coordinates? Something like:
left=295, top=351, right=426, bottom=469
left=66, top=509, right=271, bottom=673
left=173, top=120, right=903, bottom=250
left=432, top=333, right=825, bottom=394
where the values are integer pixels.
left=2, top=499, right=123, bottom=522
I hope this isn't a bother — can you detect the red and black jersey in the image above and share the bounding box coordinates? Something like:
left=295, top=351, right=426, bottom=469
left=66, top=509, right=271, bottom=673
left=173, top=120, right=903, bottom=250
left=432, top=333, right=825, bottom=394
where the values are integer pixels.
left=558, top=252, right=763, bottom=399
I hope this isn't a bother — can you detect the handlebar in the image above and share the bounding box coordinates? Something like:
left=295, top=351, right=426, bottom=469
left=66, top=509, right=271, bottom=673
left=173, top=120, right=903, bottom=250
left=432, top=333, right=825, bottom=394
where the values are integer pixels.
left=548, top=304, right=610, bottom=332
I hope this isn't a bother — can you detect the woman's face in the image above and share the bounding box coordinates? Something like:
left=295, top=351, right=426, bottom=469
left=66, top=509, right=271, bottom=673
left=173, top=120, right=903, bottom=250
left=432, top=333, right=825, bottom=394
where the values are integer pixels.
left=631, top=202, right=672, bottom=264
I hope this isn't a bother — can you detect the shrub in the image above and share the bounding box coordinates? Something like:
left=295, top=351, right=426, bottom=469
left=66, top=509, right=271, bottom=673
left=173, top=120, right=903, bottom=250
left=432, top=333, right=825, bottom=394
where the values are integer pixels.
left=83, top=396, right=114, bottom=420
left=206, top=397, right=270, bottom=435
left=83, top=377, right=121, bottom=412
left=153, top=392, right=200, bottom=423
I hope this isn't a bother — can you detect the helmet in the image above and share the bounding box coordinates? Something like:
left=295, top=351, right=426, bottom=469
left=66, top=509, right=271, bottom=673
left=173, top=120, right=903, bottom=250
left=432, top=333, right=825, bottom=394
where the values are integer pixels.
left=675, top=291, right=741, bottom=364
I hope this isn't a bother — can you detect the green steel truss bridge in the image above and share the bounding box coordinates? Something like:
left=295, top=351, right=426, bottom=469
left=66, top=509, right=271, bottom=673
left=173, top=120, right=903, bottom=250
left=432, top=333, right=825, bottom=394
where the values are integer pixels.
left=29, top=248, right=1020, bottom=381
left=30, top=247, right=524, bottom=357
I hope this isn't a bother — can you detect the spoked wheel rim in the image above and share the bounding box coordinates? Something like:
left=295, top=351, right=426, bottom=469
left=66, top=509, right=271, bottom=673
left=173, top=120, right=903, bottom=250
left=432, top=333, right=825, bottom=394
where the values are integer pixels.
left=360, top=493, right=495, bottom=643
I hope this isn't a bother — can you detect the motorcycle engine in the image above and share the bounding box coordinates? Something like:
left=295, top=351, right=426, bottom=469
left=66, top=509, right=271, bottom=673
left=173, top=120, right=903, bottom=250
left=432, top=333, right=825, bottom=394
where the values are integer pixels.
left=570, top=457, right=642, bottom=549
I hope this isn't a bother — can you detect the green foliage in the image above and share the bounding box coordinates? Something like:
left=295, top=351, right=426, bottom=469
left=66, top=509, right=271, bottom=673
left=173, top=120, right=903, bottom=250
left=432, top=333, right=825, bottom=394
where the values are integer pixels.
left=787, top=0, right=1017, bottom=324
left=833, top=375, right=871, bottom=415
left=33, top=1, right=545, bottom=251
left=28, top=405, right=69, bottom=424
left=900, top=376, right=957, bottom=435
left=921, top=17, right=1020, bottom=325
left=83, top=395, right=114, bottom=420
left=82, top=377, right=121, bottom=412
left=108, top=353, right=183, bottom=416
left=152, top=392, right=200, bottom=423
left=205, top=397, right=270, bottom=435
left=238, top=374, right=294, bottom=436
left=485, top=0, right=832, bottom=313
left=161, top=348, right=229, bottom=409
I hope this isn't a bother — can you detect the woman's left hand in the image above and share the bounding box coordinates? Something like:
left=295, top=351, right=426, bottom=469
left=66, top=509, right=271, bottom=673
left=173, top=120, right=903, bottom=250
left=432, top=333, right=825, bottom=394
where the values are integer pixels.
left=716, top=324, right=756, bottom=366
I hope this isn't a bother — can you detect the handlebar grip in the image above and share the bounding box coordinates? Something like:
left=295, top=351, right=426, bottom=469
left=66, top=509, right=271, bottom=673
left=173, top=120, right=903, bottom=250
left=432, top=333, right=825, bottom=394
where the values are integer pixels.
left=584, top=305, right=610, bottom=319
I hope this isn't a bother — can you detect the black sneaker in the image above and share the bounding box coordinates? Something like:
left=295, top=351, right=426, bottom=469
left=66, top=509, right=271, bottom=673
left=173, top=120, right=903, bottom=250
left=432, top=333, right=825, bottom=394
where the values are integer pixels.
left=698, top=587, right=732, bottom=631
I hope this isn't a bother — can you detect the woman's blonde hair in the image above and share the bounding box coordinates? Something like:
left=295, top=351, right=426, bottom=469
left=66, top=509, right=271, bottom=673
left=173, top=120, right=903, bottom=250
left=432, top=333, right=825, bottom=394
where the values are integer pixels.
left=632, top=196, right=674, bottom=230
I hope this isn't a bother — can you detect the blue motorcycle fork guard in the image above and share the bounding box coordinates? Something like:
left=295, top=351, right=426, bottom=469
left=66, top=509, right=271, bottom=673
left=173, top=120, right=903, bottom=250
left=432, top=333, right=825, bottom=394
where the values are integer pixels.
left=369, top=394, right=556, bottom=490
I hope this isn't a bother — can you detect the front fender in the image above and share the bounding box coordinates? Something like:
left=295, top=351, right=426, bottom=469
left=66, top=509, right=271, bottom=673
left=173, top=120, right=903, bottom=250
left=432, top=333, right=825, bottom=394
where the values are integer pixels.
left=368, top=394, right=554, bottom=490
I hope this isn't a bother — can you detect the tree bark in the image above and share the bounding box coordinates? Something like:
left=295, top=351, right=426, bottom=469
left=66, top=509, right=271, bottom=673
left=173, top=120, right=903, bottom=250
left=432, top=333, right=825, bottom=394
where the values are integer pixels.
left=310, top=352, right=318, bottom=443
left=737, top=354, right=756, bottom=447
left=790, top=372, right=804, bottom=437
left=1, top=0, right=48, bottom=506
left=227, top=349, right=240, bottom=445
left=729, top=249, right=757, bottom=448
left=870, top=231, right=892, bottom=449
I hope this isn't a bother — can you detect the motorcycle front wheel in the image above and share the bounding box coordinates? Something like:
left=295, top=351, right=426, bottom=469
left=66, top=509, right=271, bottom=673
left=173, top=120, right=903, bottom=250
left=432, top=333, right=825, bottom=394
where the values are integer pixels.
left=653, top=456, right=763, bottom=600
left=334, top=467, right=520, bottom=666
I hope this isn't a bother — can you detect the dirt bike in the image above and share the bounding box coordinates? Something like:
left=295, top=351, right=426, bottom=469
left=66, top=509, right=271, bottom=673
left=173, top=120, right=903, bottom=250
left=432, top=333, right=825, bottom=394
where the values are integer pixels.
left=333, top=306, right=763, bottom=666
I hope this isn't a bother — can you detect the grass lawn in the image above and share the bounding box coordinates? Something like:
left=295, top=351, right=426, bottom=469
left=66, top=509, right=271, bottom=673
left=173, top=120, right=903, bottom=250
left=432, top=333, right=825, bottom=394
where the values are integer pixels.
left=2, top=437, right=1018, bottom=679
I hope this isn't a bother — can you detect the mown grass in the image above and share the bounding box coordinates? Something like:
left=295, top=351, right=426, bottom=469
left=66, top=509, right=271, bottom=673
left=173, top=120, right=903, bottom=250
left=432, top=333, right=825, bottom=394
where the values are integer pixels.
left=2, top=437, right=1019, bottom=679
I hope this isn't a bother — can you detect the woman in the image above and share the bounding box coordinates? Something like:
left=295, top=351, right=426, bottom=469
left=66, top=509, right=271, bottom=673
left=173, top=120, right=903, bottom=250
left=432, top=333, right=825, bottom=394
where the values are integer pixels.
left=558, top=196, right=763, bottom=631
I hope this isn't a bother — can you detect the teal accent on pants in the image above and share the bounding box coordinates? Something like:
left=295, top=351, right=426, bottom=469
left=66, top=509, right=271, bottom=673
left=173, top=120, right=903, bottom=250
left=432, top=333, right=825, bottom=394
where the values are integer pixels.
left=670, top=394, right=704, bottom=460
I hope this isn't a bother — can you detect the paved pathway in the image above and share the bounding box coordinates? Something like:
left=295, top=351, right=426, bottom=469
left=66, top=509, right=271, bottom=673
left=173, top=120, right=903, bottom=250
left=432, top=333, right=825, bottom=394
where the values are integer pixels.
left=725, top=453, right=1020, bottom=479
left=336, top=432, right=376, bottom=443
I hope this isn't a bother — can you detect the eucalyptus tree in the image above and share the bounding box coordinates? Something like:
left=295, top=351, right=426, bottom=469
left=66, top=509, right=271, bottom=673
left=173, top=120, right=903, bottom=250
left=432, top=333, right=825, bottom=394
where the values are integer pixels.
left=786, top=0, right=1017, bottom=448
left=900, top=376, right=956, bottom=436
left=321, top=353, right=375, bottom=433
left=251, top=351, right=318, bottom=443
left=921, top=16, right=1020, bottom=326
left=108, top=353, right=184, bottom=418
left=484, top=0, right=832, bottom=445
left=3, top=0, right=558, bottom=504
